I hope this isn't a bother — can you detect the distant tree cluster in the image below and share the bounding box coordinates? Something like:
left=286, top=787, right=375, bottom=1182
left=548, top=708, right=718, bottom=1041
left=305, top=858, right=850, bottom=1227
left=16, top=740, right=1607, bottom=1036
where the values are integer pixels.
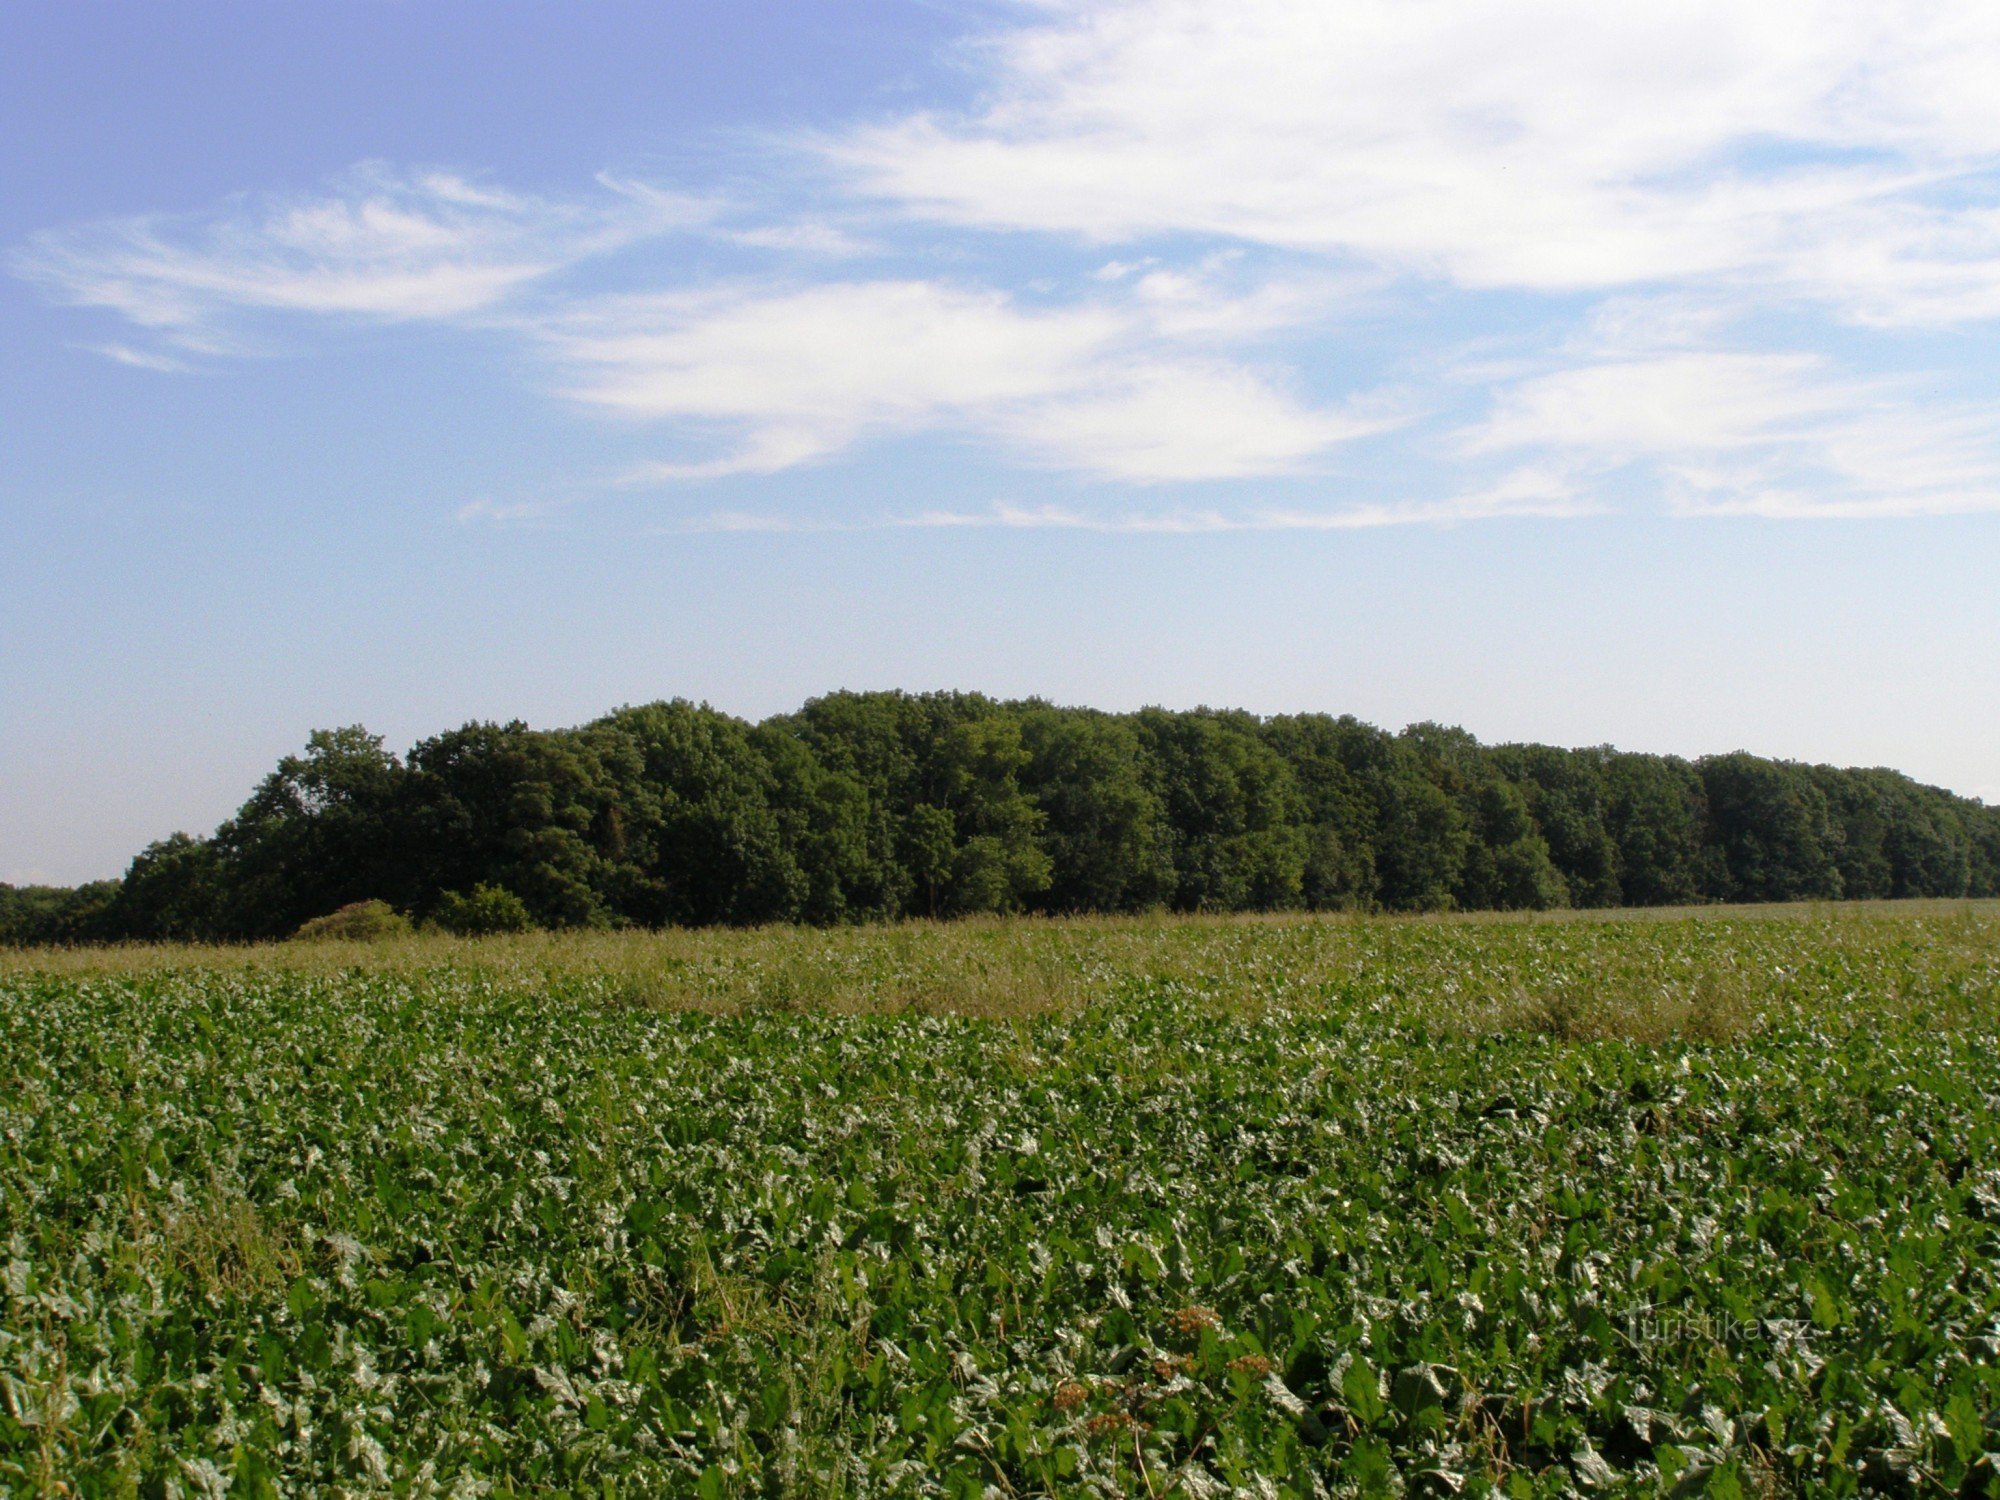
left=5, top=693, right=1997, bottom=943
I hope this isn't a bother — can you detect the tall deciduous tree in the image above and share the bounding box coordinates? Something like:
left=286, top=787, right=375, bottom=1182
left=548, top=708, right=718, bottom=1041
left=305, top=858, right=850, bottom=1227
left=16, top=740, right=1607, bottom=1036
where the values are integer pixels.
left=14, top=693, right=1996, bottom=945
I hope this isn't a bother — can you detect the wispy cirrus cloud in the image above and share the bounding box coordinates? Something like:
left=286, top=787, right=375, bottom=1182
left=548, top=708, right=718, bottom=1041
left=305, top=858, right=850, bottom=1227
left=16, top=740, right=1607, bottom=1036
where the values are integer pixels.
left=831, top=0, right=2000, bottom=323
left=74, top=342, right=196, bottom=374
left=17, top=1, right=2000, bottom=514
left=12, top=164, right=705, bottom=354
left=1466, top=348, right=2000, bottom=518
left=664, top=468, right=1589, bottom=536
left=546, top=278, right=1389, bottom=483
left=14, top=159, right=1387, bottom=485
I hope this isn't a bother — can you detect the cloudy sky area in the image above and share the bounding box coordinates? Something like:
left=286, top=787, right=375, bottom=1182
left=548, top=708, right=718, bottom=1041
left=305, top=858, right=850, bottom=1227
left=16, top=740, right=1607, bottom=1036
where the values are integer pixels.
left=5, top=0, right=1999, bottom=882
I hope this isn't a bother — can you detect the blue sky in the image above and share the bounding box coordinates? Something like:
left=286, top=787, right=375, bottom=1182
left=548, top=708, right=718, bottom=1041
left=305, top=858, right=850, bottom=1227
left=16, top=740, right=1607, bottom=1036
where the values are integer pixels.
left=5, top=0, right=2000, bottom=884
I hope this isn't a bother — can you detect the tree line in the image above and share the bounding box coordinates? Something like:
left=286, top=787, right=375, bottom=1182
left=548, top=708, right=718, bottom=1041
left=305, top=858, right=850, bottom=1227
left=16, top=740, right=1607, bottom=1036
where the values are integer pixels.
left=5, top=692, right=1997, bottom=943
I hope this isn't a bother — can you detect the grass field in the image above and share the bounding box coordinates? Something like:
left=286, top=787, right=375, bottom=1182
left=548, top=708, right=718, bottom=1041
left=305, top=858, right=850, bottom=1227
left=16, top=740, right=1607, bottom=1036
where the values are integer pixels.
left=5, top=902, right=2000, bottom=1496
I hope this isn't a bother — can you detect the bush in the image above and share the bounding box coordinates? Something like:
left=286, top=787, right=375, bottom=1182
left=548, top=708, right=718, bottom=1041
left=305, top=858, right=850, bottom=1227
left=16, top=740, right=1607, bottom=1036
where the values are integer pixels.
left=429, top=884, right=534, bottom=937
left=290, top=900, right=412, bottom=942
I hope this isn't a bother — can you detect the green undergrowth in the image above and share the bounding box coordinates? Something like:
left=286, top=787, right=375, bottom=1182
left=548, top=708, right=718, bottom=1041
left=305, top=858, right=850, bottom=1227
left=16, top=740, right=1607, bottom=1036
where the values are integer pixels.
left=4, top=905, right=2000, bottom=1495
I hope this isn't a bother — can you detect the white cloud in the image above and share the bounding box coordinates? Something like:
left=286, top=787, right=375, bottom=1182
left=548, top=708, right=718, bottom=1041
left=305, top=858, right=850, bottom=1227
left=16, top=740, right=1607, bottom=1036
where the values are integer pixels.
left=670, top=473, right=1590, bottom=535
left=1469, top=352, right=1842, bottom=456
left=1122, top=258, right=1379, bottom=342
left=722, top=220, right=877, bottom=257
left=994, top=361, right=1381, bottom=479
left=455, top=495, right=571, bottom=528
left=832, top=0, right=2000, bottom=322
left=1468, top=349, right=2000, bottom=518
left=14, top=157, right=1388, bottom=481
left=13, top=164, right=701, bottom=355
left=76, top=342, right=195, bottom=373
left=19, top=1, right=2000, bottom=514
left=547, top=278, right=1385, bottom=482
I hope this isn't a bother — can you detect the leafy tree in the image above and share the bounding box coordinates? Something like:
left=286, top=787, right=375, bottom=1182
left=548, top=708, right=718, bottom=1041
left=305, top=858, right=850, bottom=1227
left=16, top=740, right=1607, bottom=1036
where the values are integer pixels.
left=1604, top=753, right=1721, bottom=906
left=783, top=691, right=1051, bottom=917
left=1397, top=726, right=1570, bottom=916
left=1134, top=709, right=1305, bottom=911
left=16, top=693, right=1997, bottom=944
left=105, top=833, right=229, bottom=941
left=1019, top=707, right=1176, bottom=913
left=929, top=716, right=1052, bottom=915
left=1491, top=744, right=1620, bottom=906
left=587, top=702, right=807, bottom=926
left=213, top=726, right=407, bottom=936
left=1804, top=766, right=1979, bottom=900
left=428, top=884, right=534, bottom=936
left=1814, top=768, right=1896, bottom=899
left=1969, top=809, right=2000, bottom=897
left=779, top=691, right=940, bottom=918
left=1363, top=735, right=1472, bottom=911
left=1874, top=774, right=1974, bottom=898
left=292, top=899, right=412, bottom=942
left=1456, top=781, right=1569, bottom=911
left=902, top=804, right=958, bottom=918
left=754, top=724, right=879, bottom=924
left=1702, top=754, right=1843, bottom=902
left=401, top=722, right=617, bottom=928
left=1261, top=714, right=1381, bottom=910
left=0, top=881, right=120, bottom=945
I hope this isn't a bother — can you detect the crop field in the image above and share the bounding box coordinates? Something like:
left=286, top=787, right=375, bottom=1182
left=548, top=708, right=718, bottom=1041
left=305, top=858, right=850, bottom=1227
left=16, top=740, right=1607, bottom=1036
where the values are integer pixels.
left=5, top=903, right=2000, bottom=1497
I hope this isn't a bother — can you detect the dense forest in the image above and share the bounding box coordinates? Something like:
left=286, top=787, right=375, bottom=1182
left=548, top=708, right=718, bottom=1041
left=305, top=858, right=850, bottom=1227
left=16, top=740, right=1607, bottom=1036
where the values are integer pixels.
left=5, top=692, right=1998, bottom=943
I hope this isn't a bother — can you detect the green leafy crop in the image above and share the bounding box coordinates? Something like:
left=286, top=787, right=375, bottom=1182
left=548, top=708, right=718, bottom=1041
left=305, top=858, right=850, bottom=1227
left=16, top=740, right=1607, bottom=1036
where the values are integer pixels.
left=4, top=907, right=1999, bottom=1496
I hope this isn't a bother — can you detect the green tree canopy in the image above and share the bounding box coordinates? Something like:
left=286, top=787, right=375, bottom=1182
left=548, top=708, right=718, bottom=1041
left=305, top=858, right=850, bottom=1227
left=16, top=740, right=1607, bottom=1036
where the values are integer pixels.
left=11, top=694, right=1995, bottom=945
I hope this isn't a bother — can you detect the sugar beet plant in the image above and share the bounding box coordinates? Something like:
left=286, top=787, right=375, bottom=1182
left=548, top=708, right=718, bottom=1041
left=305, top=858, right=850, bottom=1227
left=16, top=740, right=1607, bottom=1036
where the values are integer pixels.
left=5, top=910, right=2000, bottom=1496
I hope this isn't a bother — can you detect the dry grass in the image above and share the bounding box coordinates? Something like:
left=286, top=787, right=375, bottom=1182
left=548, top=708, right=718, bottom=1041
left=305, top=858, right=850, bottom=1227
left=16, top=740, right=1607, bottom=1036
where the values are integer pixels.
left=657, top=1237, right=874, bottom=1499
left=3, top=1193, right=300, bottom=1494
left=5, top=898, right=1996, bottom=1039
left=124, top=1187, right=302, bottom=1304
